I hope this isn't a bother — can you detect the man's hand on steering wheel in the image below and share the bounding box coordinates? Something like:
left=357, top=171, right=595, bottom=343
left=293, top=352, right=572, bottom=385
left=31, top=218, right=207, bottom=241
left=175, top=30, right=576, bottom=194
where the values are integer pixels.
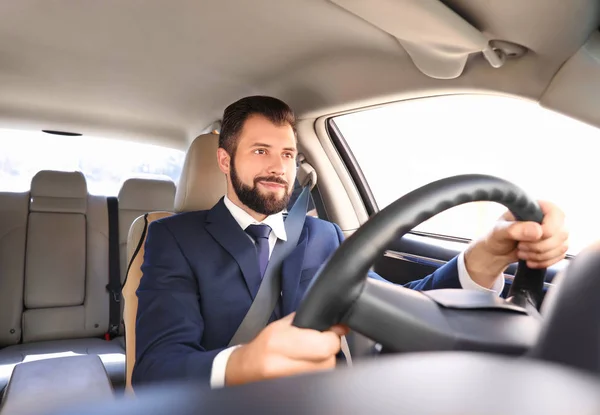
left=464, top=200, right=569, bottom=289
left=225, top=313, right=348, bottom=386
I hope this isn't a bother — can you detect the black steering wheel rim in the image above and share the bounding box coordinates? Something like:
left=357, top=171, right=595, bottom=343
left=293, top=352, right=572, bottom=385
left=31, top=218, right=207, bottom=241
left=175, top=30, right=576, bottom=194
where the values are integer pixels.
left=293, top=174, right=545, bottom=333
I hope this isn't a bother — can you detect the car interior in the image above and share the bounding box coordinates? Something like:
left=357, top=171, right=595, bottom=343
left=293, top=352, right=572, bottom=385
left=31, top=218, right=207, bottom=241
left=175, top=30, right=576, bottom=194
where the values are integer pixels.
left=1, top=0, right=600, bottom=414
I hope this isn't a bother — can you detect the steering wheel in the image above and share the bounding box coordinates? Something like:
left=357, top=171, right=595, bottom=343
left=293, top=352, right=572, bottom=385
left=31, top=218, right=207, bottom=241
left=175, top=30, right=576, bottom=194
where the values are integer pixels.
left=293, top=174, right=547, bottom=354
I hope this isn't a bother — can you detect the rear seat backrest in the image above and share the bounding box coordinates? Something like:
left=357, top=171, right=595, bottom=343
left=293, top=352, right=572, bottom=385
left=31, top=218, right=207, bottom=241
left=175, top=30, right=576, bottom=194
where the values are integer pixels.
left=0, top=192, right=29, bottom=346
left=22, top=171, right=109, bottom=343
left=117, top=177, right=176, bottom=283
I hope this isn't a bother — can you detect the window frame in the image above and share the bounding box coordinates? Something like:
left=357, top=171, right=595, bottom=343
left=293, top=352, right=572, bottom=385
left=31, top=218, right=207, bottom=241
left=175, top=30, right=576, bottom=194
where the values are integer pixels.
left=326, top=118, right=379, bottom=217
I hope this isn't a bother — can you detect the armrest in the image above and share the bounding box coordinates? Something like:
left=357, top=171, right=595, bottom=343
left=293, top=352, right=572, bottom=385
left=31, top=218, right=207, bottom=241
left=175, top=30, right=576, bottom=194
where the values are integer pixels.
left=0, top=355, right=114, bottom=414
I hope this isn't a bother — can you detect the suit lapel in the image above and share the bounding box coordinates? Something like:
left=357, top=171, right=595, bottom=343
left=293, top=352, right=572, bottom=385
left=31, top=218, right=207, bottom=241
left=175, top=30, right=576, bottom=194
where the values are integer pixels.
left=280, top=228, right=309, bottom=316
left=206, top=199, right=262, bottom=299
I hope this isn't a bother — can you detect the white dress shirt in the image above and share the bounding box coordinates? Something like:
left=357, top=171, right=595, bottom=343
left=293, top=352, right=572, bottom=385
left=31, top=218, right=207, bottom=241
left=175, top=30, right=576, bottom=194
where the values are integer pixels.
left=223, top=194, right=288, bottom=254
left=210, top=195, right=505, bottom=388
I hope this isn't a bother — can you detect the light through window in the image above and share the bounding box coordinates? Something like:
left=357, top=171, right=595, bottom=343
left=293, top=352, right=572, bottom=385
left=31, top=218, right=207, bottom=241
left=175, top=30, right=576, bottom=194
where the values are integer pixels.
left=333, top=94, right=599, bottom=255
left=0, top=129, right=185, bottom=195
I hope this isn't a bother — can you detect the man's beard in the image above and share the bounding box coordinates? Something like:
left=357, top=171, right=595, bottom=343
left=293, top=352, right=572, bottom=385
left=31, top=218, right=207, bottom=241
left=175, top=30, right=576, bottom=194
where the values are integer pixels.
left=230, top=159, right=291, bottom=215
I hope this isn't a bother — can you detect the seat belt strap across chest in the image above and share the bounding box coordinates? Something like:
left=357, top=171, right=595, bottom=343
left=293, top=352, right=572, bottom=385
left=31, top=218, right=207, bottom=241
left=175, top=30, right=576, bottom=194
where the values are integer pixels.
left=228, top=185, right=311, bottom=346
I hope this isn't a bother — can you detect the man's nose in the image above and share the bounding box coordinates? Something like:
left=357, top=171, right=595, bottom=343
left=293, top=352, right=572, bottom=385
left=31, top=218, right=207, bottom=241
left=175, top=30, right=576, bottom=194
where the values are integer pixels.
left=267, top=155, right=286, bottom=175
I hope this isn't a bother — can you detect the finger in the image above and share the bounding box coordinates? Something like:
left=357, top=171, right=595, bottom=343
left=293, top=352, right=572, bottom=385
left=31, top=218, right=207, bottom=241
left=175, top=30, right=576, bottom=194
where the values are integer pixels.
left=277, top=312, right=295, bottom=323
left=494, top=220, right=543, bottom=243
left=524, top=256, right=567, bottom=269
left=500, top=209, right=515, bottom=222
left=518, top=231, right=569, bottom=254
left=271, top=312, right=303, bottom=330
left=537, top=200, right=565, bottom=239
left=263, top=315, right=343, bottom=361
left=277, top=328, right=342, bottom=362
left=499, top=200, right=564, bottom=238
left=262, top=355, right=336, bottom=380
left=274, top=314, right=347, bottom=339
left=329, top=324, right=349, bottom=337
left=518, top=243, right=568, bottom=263
left=271, top=314, right=345, bottom=360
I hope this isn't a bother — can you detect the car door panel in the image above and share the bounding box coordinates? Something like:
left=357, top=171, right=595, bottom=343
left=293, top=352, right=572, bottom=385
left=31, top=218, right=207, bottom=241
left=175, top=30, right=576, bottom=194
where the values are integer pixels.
left=372, top=233, right=560, bottom=302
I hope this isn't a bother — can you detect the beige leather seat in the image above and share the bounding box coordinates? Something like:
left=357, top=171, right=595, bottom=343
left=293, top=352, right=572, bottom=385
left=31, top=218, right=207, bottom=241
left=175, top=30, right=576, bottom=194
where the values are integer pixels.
left=117, top=177, right=176, bottom=284
left=0, top=191, right=29, bottom=349
left=122, top=133, right=226, bottom=391
left=0, top=177, right=175, bottom=347
left=116, top=177, right=176, bottom=337
left=0, top=171, right=126, bottom=394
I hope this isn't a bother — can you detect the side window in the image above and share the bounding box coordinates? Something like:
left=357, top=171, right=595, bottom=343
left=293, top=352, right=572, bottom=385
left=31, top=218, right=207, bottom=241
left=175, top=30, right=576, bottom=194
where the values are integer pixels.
left=332, top=94, right=599, bottom=255
left=0, top=129, right=185, bottom=195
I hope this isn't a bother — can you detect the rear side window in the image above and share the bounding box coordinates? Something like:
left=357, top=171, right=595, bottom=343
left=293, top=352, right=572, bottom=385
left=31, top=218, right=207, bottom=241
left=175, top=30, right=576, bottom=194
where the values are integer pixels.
left=332, top=94, right=599, bottom=255
left=0, top=129, right=185, bottom=195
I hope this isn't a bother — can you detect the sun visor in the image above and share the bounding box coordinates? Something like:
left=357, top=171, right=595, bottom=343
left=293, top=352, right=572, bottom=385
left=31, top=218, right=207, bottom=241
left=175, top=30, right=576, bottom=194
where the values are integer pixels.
left=330, top=0, right=505, bottom=79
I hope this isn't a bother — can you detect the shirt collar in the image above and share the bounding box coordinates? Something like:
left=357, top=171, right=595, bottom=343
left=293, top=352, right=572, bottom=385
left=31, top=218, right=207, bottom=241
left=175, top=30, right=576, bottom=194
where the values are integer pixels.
left=223, top=195, right=287, bottom=241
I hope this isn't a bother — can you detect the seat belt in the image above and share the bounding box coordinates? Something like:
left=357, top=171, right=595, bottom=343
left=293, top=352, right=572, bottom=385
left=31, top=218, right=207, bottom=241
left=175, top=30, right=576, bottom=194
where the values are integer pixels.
left=340, top=336, right=353, bottom=367
left=106, top=196, right=121, bottom=340
left=228, top=185, right=311, bottom=346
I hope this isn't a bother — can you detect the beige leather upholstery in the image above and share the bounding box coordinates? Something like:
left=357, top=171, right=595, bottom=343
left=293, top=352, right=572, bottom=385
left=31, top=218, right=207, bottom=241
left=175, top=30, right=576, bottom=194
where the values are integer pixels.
left=0, top=192, right=29, bottom=346
left=30, top=170, right=88, bottom=213
left=119, top=177, right=176, bottom=214
left=0, top=170, right=127, bottom=394
left=85, top=194, right=116, bottom=337
left=174, top=133, right=227, bottom=212
left=23, top=171, right=90, bottom=342
left=118, top=177, right=176, bottom=282
left=0, top=355, right=115, bottom=415
left=21, top=172, right=114, bottom=342
left=0, top=338, right=126, bottom=395
left=122, top=211, right=174, bottom=392
left=123, top=132, right=227, bottom=390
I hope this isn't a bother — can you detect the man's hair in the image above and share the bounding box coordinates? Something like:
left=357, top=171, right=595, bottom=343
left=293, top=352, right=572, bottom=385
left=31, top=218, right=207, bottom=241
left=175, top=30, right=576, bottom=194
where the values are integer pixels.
left=218, top=95, right=297, bottom=156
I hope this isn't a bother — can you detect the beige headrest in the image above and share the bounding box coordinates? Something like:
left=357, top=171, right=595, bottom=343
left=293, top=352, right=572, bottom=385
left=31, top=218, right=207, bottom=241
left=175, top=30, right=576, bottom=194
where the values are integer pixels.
left=118, top=177, right=176, bottom=212
left=174, top=133, right=227, bottom=212
left=30, top=170, right=88, bottom=213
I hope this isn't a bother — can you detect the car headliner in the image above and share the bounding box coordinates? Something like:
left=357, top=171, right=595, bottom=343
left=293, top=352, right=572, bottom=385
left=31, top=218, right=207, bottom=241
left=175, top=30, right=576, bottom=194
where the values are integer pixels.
left=0, top=0, right=599, bottom=148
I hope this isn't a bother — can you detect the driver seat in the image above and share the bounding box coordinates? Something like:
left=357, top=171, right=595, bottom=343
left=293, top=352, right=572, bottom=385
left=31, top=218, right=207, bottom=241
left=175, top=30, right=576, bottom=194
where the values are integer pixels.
left=121, top=132, right=227, bottom=392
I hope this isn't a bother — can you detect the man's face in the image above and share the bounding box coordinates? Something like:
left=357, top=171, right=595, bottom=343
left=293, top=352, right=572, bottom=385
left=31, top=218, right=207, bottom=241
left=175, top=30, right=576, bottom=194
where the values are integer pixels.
left=226, top=115, right=297, bottom=215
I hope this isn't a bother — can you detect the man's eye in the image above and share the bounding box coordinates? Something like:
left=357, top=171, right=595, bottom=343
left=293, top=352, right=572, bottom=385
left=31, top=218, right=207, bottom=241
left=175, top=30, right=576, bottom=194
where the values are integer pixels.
left=255, top=149, right=266, bottom=155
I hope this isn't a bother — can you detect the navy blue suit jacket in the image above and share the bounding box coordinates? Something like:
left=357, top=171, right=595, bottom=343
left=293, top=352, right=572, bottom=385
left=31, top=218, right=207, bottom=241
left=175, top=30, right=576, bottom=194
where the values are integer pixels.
left=132, top=198, right=462, bottom=387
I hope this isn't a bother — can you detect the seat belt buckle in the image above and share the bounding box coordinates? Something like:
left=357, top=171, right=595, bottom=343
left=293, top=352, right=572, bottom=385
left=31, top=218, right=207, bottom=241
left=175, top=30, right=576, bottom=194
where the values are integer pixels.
left=112, top=291, right=121, bottom=303
left=106, top=324, right=119, bottom=340
left=106, top=284, right=121, bottom=303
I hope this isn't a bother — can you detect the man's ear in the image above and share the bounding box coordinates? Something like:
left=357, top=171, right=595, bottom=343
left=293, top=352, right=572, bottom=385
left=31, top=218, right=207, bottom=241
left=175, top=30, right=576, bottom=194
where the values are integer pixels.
left=216, top=148, right=231, bottom=175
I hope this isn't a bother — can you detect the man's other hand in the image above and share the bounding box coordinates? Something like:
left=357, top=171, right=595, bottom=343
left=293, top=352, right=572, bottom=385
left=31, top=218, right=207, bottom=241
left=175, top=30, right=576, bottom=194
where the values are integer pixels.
left=465, top=200, right=569, bottom=288
left=225, top=313, right=348, bottom=386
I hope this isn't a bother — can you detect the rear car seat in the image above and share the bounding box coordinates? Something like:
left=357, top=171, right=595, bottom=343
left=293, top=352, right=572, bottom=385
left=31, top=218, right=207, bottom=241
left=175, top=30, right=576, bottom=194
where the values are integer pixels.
left=0, top=191, right=29, bottom=348
left=117, top=177, right=176, bottom=285
left=0, top=171, right=125, bottom=395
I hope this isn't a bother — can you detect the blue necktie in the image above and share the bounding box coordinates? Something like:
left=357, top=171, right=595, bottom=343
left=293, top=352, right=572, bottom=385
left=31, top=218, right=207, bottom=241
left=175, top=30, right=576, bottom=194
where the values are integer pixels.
left=245, top=224, right=272, bottom=278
